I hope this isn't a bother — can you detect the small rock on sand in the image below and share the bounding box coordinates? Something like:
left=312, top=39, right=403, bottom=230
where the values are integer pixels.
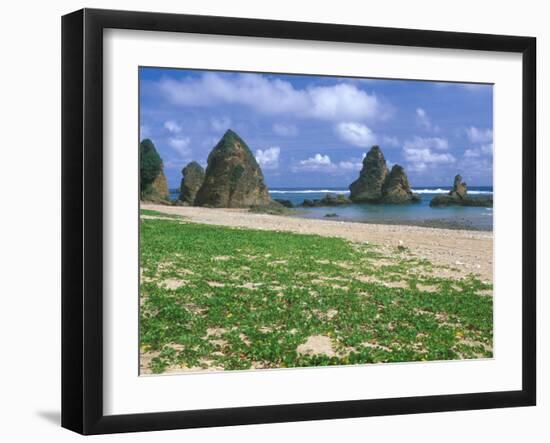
left=161, top=278, right=188, bottom=290
left=296, top=335, right=336, bottom=357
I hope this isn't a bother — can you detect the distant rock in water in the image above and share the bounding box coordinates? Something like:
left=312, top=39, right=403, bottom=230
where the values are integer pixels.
left=430, top=174, right=493, bottom=207
left=274, top=198, right=294, bottom=208
left=300, top=193, right=352, bottom=207
left=382, top=165, right=420, bottom=204
left=179, top=161, right=205, bottom=205
left=349, top=146, right=419, bottom=204
left=450, top=174, right=468, bottom=199
left=194, top=129, right=271, bottom=208
left=140, top=138, right=169, bottom=202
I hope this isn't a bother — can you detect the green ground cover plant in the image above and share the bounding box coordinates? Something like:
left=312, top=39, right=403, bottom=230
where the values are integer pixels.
left=139, top=213, right=493, bottom=374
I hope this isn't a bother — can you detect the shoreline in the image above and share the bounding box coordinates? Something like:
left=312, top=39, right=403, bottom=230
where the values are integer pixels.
left=142, top=203, right=493, bottom=282
left=287, top=210, right=492, bottom=232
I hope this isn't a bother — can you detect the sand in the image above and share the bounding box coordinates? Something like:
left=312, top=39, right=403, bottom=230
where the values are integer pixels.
left=142, top=203, right=493, bottom=282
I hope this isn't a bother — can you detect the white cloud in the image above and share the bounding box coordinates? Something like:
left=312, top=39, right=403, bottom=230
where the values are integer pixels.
left=382, top=135, right=400, bottom=147
left=168, top=136, right=191, bottom=157
left=307, top=84, right=382, bottom=121
left=157, top=72, right=386, bottom=121
left=298, top=154, right=332, bottom=170
left=255, top=146, right=280, bottom=170
left=404, top=148, right=455, bottom=165
left=338, top=159, right=363, bottom=171
left=163, top=159, right=186, bottom=170
left=458, top=151, right=493, bottom=185
left=293, top=153, right=365, bottom=173
left=403, top=136, right=455, bottom=172
left=339, top=152, right=366, bottom=171
left=464, top=148, right=480, bottom=158
left=273, top=123, right=298, bottom=136
left=335, top=122, right=377, bottom=147
left=480, top=143, right=493, bottom=155
left=404, top=136, right=449, bottom=151
left=416, top=108, right=440, bottom=132
left=466, top=126, right=493, bottom=143
left=164, top=120, right=182, bottom=134
left=463, top=142, right=493, bottom=159
left=211, top=116, right=232, bottom=132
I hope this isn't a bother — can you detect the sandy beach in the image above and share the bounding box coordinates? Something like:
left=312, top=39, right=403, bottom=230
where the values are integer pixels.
left=142, top=203, right=493, bottom=282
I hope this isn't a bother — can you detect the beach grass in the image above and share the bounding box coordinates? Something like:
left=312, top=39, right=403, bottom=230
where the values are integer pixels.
left=139, top=213, right=493, bottom=374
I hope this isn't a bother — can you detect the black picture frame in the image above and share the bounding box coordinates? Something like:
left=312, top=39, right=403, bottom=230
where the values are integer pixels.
left=61, top=8, right=536, bottom=435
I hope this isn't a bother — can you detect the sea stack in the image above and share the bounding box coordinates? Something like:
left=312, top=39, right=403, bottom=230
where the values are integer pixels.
left=349, top=146, right=418, bottom=204
left=349, top=146, right=388, bottom=202
left=430, top=174, right=493, bottom=207
left=151, top=170, right=169, bottom=201
left=450, top=174, right=468, bottom=199
left=194, top=129, right=271, bottom=208
left=140, top=138, right=169, bottom=202
left=179, top=161, right=205, bottom=205
left=382, top=165, right=419, bottom=204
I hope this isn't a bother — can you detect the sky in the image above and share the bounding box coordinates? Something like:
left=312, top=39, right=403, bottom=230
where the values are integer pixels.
left=139, top=67, right=493, bottom=189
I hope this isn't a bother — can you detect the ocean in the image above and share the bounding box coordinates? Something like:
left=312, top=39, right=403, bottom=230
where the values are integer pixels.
left=169, top=186, right=494, bottom=231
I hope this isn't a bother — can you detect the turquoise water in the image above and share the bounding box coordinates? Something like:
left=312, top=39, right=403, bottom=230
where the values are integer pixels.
left=169, top=186, right=493, bottom=231
left=271, top=187, right=493, bottom=231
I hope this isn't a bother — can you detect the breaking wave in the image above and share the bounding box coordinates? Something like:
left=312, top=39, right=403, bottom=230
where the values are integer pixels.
left=269, top=189, right=350, bottom=194
left=269, top=188, right=492, bottom=195
left=412, top=188, right=493, bottom=195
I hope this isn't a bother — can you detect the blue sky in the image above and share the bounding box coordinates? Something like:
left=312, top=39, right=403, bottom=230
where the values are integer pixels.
left=139, top=67, right=493, bottom=189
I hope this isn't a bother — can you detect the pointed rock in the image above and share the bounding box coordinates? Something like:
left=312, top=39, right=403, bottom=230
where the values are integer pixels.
left=349, top=146, right=418, bottom=204
left=450, top=174, right=468, bottom=199
left=140, top=138, right=169, bottom=202
left=349, top=146, right=388, bottom=202
left=430, top=174, right=492, bottom=207
left=179, top=161, right=205, bottom=205
left=382, top=165, right=419, bottom=204
left=194, top=129, right=271, bottom=208
left=151, top=170, right=169, bottom=201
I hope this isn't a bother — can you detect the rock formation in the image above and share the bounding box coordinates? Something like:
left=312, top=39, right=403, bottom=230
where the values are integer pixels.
left=450, top=174, right=468, bottom=199
left=179, top=161, right=205, bottom=205
left=430, top=174, right=493, bottom=207
left=349, top=146, right=419, bottom=204
left=194, top=129, right=271, bottom=208
left=274, top=198, right=294, bottom=208
left=150, top=170, right=169, bottom=201
left=382, top=165, right=420, bottom=204
left=140, top=138, right=169, bottom=202
left=300, top=193, right=352, bottom=207
left=349, top=146, right=388, bottom=202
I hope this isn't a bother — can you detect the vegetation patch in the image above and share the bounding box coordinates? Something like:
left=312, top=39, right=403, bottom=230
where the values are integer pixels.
left=140, top=217, right=493, bottom=374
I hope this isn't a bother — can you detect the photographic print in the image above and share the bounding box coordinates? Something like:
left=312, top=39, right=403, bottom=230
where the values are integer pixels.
left=138, top=67, right=494, bottom=375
